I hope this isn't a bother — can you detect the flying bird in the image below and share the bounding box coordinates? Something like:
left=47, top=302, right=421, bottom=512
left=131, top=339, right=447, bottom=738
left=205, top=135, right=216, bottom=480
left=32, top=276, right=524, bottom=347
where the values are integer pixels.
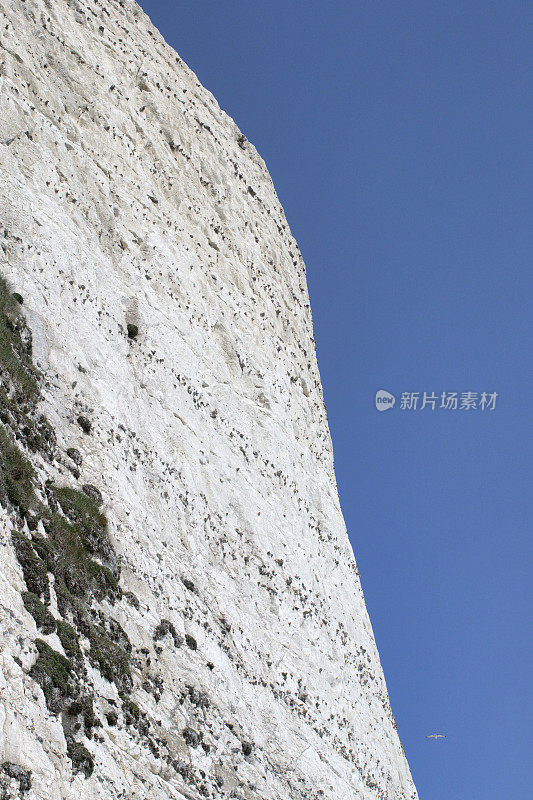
left=425, top=734, right=446, bottom=739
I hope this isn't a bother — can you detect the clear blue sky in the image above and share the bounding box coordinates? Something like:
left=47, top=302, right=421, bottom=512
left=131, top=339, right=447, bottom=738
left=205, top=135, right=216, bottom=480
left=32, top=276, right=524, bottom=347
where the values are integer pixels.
left=138, top=2, right=532, bottom=797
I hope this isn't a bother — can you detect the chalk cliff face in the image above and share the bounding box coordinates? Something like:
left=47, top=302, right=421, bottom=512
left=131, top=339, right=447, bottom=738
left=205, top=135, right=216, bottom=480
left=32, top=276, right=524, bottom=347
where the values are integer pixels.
left=0, top=1, right=417, bottom=798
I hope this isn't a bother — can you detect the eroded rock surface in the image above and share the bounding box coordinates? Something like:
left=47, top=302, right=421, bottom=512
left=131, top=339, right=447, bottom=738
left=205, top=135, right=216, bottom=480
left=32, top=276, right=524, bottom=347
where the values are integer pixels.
left=0, top=1, right=418, bottom=798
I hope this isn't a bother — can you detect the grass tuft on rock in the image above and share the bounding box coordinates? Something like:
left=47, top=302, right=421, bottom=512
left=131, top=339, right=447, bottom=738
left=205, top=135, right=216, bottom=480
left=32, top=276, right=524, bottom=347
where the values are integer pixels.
left=50, top=486, right=110, bottom=557
left=86, top=622, right=132, bottom=691
left=12, top=532, right=50, bottom=601
left=0, top=270, right=133, bottom=779
left=0, top=428, right=35, bottom=514
left=66, top=738, right=94, bottom=778
left=56, top=619, right=83, bottom=663
left=67, top=694, right=101, bottom=735
left=22, top=591, right=56, bottom=634
left=0, top=276, right=40, bottom=402
left=30, top=639, right=74, bottom=713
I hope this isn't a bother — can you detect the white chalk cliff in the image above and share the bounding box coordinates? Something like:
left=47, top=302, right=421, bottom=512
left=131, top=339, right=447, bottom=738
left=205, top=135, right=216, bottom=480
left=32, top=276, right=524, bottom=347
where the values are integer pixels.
left=0, top=1, right=418, bottom=798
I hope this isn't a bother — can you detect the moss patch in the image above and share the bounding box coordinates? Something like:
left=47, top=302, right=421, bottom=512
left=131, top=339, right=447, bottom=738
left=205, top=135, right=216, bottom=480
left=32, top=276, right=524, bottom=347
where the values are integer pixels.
left=120, top=694, right=149, bottom=735
left=56, top=619, right=83, bottom=663
left=30, top=639, right=75, bottom=713
left=86, top=622, right=131, bottom=691
left=22, top=591, right=56, bottom=634
left=39, top=508, right=119, bottom=606
left=50, top=486, right=110, bottom=559
left=12, top=532, right=50, bottom=602
left=67, top=695, right=101, bottom=736
left=0, top=276, right=55, bottom=461
left=0, top=276, right=40, bottom=401
left=154, top=618, right=182, bottom=647
left=1, top=762, right=32, bottom=794
left=1, top=270, right=134, bottom=779
left=0, top=428, right=35, bottom=514
left=66, top=739, right=94, bottom=778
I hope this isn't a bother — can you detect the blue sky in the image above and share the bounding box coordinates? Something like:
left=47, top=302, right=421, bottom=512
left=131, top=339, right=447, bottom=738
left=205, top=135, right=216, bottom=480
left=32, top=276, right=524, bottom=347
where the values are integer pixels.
left=138, top=2, right=532, bottom=797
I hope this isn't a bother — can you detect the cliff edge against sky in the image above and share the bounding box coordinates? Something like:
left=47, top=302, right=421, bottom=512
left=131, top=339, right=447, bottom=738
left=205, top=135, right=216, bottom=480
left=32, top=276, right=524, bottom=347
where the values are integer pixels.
left=0, top=1, right=417, bottom=798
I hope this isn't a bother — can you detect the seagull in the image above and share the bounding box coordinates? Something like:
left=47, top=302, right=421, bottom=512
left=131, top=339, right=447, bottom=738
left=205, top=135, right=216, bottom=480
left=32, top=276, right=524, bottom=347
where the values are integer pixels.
left=426, top=734, right=446, bottom=739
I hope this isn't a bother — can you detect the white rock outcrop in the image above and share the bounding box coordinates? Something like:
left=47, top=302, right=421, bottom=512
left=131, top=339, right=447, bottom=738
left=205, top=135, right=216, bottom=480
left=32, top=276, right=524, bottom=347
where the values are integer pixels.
left=0, top=1, right=418, bottom=798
